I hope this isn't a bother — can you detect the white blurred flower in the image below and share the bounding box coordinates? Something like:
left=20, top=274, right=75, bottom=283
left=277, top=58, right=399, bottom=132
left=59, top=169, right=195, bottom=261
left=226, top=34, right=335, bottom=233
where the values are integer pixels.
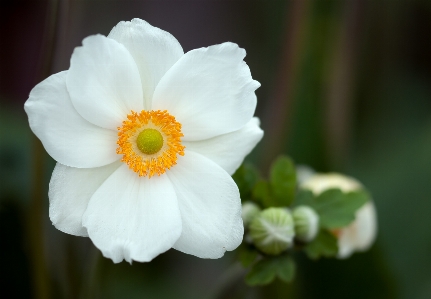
left=301, top=173, right=377, bottom=258
left=24, top=19, right=263, bottom=263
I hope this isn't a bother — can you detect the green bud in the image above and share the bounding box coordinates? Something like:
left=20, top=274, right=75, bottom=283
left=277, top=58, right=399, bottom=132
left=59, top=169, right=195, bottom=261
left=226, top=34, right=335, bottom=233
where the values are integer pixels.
left=249, top=208, right=295, bottom=255
left=241, top=202, right=261, bottom=227
left=293, top=206, right=319, bottom=242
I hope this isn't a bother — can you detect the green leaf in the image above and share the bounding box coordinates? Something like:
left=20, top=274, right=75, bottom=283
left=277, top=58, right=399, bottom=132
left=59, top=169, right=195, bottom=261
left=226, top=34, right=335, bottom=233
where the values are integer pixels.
left=245, top=258, right=277, bottom=286
left=276, top=256, right=296, bottom=283
left=304, top=230, right=338, bottom=259
left=232, top=163, right=261, bottom=202
left=269, top=156, right=297, bottom=207
left=252, top=180, right=272, bottom=207
left=294, top=189, right=314, bottom=206
left=313, top=189, right=370, bottom=229
left=245, top=255, right=296, bottom=286
left=238, top=244, right=259, bottom=268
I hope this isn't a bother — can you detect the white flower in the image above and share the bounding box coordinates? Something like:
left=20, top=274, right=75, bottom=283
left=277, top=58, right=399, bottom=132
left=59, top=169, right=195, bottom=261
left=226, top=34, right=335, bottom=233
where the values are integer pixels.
left=301, top=173, right=377, bottom=258
left=24, top=19, right=263, bottom=263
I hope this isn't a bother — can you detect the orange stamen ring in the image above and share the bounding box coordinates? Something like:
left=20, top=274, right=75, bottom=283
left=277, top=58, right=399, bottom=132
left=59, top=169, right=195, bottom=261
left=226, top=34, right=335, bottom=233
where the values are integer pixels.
left=116, top=110, right=185, bottom=177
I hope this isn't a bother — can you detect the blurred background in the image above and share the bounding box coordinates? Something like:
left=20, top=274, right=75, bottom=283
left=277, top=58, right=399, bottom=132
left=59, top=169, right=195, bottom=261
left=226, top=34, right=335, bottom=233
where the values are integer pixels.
left=1, top=0, right=431, bottom=298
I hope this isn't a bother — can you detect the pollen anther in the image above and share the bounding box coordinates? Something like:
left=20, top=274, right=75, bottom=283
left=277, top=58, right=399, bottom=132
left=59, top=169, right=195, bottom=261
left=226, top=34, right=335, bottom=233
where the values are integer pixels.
left=116, top=110, right=185, bottom=177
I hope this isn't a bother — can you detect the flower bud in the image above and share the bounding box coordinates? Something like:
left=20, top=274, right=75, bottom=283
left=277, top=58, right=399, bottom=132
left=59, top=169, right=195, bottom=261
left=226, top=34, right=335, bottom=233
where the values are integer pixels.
left=292, top=206, right=319, bottom=242
left=241, top=201, right=261, bottom=227
left=249, top=208, right=295, bottom=255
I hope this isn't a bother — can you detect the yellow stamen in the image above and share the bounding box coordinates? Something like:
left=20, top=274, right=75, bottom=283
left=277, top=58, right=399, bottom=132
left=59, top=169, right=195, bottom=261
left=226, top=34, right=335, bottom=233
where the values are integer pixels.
left=116, top=110, right=185, bottom=177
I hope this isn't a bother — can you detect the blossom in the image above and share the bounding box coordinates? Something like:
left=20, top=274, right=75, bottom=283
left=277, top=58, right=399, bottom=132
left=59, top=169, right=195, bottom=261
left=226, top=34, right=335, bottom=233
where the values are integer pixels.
left=301, top=173, right=377, bottom=258
left=24, top=19, right=263, bottom=263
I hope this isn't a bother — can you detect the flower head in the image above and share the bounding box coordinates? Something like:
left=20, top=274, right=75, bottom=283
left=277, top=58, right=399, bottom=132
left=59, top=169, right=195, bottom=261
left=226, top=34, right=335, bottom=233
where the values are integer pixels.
left=24, top=19, right=263, bottom=263
left=301, top=173, right=377, bottom=258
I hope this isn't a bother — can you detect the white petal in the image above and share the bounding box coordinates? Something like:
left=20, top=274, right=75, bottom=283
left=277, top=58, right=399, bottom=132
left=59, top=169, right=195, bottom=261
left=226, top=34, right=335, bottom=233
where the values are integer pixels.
left=167, top=150, right=244, bottom=258
left=337, top=232, right=356, bottom=259
left=108, top=19, right=184, bottom=110
left=82, top=164, right=182, bottom=263
left=301, top=173, right=362, bottom=195
left=337, top=202, right=377, bottom=259
left=24, top=71, right=119, bottom=168
left=152, top=42, right=260, bottom=141
left=67, top=35, right=144, bottom=130
left=48, top=161, right=122, bottom=237
left=184, top=117, right=263, bottom=175
left=352, top=201, right=377, bottom=251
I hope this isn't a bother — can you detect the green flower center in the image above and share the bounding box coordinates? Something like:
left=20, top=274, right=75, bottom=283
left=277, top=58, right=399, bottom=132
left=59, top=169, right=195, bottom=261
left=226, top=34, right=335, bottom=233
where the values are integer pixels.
left=136, top=129, right=164, bottom=155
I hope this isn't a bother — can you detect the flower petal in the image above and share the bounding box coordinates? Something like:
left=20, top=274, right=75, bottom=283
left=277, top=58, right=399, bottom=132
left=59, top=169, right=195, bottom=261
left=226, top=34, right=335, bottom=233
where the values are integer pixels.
left=354, top=201, right=377, bottom=251
left=48, top=161, right=122, bottom=237
left=167, top=150, right=244, bottom=258
left=337, top=227, right=358, bottom=259
left=152, top=42, right=260, bottom=141
left=67, top=35, right=144, bottom=130
left=108, top=19, right=184, bottom=110
left=82, top=164, right=182, bottom=263
left=24, top=71, right=119, bottom=168
left=184, top=117, right=263, bottom=175
left=338, top=202, right=378, bottom=259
